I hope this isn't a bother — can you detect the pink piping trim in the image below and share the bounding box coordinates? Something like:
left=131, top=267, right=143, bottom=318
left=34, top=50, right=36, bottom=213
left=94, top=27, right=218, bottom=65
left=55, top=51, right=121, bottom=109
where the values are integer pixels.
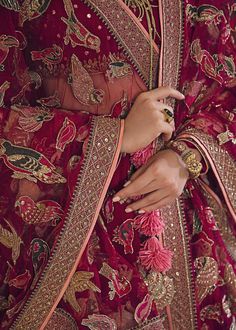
left=158, top=1, right=173, bottom=329
left=179, top=133, right=236, bottom=223
left=117, top=0, right=159, bottom=53
left=40, top=120, right=125, bottom=329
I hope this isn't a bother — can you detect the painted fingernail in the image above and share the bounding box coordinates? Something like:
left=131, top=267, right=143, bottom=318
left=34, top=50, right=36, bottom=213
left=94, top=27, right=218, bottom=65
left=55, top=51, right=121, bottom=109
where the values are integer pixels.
left=138, top=209, right=146, bottom=214
left=123, top=180, right=131, bottom=187
left=125, top=207, right=133, bottom=213
left=113, top=196, right=121, bottom=202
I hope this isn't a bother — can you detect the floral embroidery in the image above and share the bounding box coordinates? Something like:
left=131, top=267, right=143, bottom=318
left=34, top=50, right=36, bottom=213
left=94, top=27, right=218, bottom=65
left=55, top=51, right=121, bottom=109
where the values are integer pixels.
left=0, top=218, right=23, bottom=265
left=113, top=219, right=134, bottom=254
left=19, top=0, right=52, bottom=27
left=69, top=54, right=104, bottom=105
left=0, top=139, right=67, bottom=184
left=0, top=81, right=10, bottom=107
left=15, top=196, right=64, bottom=225
left=99, top=262, right=132, bottom=300
left=81, top=314, right=117, bottom=330
left=0, top=34, right=19, bottom=71
left=62, top=0, right=100, bottom=52
left=12, top=105, right=54, bottom=132
left=63, top=271, right=101, bottom=313
left=31, top=44, right=63, bottom=72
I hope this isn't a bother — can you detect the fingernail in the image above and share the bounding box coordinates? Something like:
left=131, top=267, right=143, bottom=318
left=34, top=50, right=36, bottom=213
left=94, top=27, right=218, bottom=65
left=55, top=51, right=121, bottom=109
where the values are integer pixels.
left=113, top=196, right=121, bottom=202
left=123, top=180, right=131, bottom=187
left=180, top=93, right=185, bottom=99
left=138, top=209, right=146, bottom=214
left=125, top=207, right=133, bottom=213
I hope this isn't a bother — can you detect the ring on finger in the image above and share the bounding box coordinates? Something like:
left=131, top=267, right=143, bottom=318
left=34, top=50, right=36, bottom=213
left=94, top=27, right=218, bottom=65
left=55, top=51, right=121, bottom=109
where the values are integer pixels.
left=162, top=108, right=174, bottom=123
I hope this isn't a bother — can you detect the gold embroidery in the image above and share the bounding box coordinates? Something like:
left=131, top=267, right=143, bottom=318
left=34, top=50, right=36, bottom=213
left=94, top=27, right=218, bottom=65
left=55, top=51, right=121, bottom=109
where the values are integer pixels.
left=162, top=199, right=197, bottom=330
left=0, top=81, right=10, bottom=106
left=0, top=35, right=19, bottom=71
left=45, top=308, right=78, bottom=330
left=13, top=117, right=122, bottom=329
left=83, top=0, right=159, bottom=86
left=63, top=271, right=101, bottom=313
left=19, top=0, right=52, bottom=27
left=217, top=128, right=236, bottom=145
left=69, top=54, right=104, bottom=105
left=62, top=0, right=100, bottom=52
left=0, top=219, right=22, bottom=265
left=0, top=0, right=20, bottom=11
left=144, top=271, right=175, bottom=310
left=224, top=264, right=236, bottom=303
left=195, top=257, right=219, bottom=303
left=178, top=128, right=236, bottom=217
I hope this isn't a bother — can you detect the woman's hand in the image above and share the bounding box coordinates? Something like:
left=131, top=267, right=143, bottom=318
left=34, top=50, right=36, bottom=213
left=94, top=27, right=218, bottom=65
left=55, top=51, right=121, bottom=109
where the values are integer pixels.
left=113, top=149, right=189, bottom=212
left=121, top=86, right=185, bottom=153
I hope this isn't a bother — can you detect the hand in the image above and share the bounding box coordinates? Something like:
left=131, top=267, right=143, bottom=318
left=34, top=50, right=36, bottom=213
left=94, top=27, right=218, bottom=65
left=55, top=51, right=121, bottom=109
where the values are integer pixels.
left=113, top=149, right=189, bottom=212
left=121, top=86, right=185, bottom=153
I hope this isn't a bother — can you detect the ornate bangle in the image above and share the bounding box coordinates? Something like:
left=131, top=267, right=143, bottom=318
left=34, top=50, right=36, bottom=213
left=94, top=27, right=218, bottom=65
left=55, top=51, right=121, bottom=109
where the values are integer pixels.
left=168, top=140, right=203, bottom=179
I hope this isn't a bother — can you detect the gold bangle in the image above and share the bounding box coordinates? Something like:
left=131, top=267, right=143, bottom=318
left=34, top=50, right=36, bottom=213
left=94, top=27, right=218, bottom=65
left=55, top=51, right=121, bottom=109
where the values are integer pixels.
left=168, top=141, right=202, bottom=179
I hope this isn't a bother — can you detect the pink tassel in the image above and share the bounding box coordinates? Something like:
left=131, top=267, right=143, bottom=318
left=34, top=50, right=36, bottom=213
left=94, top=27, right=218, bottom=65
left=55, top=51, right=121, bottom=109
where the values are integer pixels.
left=131, top=143, right=154, bottom=168
left=139, top=237, right=173, bottom=272
left=134, top=211, right=164, bottom=236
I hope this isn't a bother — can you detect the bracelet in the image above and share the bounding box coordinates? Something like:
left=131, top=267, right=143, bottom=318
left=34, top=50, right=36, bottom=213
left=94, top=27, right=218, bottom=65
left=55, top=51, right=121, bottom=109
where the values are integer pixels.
left=168, top=140, right=203, bottom=179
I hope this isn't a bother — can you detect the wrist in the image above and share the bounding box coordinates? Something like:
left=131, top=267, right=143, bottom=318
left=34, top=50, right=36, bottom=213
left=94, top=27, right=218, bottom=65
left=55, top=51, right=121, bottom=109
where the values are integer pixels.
left=167, top=140, right=203, bottom=179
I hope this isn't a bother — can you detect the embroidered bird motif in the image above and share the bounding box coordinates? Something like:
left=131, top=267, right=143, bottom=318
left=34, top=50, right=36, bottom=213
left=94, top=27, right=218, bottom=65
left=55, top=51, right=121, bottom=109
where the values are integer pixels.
left=12, top=104, right=54, bottom=132
left=70, top=54, right=104, bottom=105
left=63, top=271, right=101, bottom=313
left=8, top=269, right=31, bottom=291
left=37, top=91, right=61, bottom=108
left=0, top=219, right=23, bottom=265
left=191, top=39, right=224, bottom=85
left=0, top=35, right=19, bottom=71
left=31, top=44, right=63, bottom=71
left=0, top=139, right=66, bottom=184
left=15, top=196, right=64, bottom=225
left=51, top=117, right=76, bottom=163
left=0, top=81, right=10, bottom=107
left=61, top=0, right=100, bottom=52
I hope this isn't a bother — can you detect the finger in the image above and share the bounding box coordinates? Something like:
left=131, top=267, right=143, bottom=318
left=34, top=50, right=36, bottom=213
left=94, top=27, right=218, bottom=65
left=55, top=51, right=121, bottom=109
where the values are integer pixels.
left=146, top=86, right=185, bottom=101
left=161, top=122, right=174, bottom=141
left=139, top=195, right=176, bottom=212
left=125, top=188, right=169, bottom=213
left=113, top=169, right=153, bottom=201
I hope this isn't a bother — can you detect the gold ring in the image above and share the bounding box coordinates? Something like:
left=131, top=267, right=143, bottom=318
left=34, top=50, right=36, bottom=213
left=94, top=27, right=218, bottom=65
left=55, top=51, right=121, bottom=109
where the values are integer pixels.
left=162, top=108, right=174, bottom=123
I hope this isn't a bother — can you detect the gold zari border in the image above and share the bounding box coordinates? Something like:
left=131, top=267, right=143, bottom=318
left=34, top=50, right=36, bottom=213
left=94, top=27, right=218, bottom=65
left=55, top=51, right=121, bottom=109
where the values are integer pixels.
left=179, top=128, right=236, bottom=218
left=162, top=200, right=196, bottom=330
left=12, top=117, right=122, bottom=329
left=83, top=0, right=159, bottom=86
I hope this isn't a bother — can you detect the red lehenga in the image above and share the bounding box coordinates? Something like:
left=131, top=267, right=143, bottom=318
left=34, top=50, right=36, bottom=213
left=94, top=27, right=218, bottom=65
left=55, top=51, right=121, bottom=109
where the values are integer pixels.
left=0, top=0, right=236, bottom=329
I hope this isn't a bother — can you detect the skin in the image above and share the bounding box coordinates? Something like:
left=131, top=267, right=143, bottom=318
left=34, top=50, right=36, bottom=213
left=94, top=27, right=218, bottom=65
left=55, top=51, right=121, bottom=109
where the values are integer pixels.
left=115, top=86, right=191, bottom=212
